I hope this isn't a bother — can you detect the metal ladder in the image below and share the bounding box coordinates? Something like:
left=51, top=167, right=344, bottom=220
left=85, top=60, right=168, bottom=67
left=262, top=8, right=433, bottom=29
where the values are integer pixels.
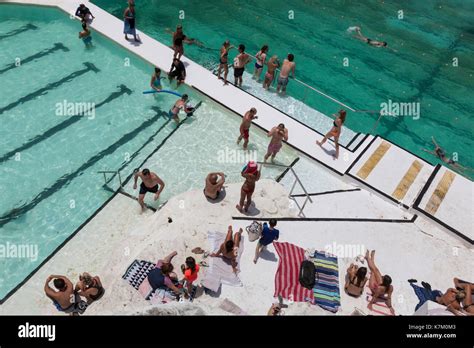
left=257, top=161, right=313, bottom=217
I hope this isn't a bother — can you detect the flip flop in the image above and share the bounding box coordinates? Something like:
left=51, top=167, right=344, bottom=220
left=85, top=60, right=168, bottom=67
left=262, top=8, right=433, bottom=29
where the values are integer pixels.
left=192, top=247, right=205, bottom=254
left=200, top=260, right=209, bottom=267
left=203, top=252, right=209, bottom=258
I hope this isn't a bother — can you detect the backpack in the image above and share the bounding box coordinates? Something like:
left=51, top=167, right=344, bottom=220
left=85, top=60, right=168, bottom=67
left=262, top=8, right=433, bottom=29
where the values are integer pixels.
left=299, top=260, right=316, bottom=289
left=246, top=221, right=262, bottom=242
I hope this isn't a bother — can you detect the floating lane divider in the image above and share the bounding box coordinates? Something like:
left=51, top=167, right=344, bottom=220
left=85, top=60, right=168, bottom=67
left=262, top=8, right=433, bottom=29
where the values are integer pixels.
left=143, top=89, right=182, bottom=97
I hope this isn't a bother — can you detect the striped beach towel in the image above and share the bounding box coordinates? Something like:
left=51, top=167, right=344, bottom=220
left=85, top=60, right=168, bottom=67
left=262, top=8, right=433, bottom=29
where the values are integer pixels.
left=273, top=242, right=313, bottom=302
left=312, top=251, right=341, bottom=313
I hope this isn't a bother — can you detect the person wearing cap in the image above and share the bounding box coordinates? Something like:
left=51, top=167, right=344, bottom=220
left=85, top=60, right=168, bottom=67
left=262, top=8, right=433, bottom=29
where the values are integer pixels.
left=317, top=109, right=347, bottom=160
left=237, top=108, right=258, bottom=150
left=264, top=123, right=288, bottom=163
left=75, top=4, right=95, bottom=21
left=168, top=58, right=186, bottom=86
left=236, top=161, right=261, bottom=213
left=133, top=168, right=165, bottom=212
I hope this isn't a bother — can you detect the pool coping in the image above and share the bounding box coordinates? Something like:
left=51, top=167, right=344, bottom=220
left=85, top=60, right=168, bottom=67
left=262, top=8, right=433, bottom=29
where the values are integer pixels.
left=1, top=0, right=473, bottom=304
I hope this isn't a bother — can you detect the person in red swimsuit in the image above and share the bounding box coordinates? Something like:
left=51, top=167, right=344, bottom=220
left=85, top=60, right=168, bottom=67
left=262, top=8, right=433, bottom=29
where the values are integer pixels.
left=236, top=161, right=261, bottom=213
left=237, top=108, right=258, bottom=150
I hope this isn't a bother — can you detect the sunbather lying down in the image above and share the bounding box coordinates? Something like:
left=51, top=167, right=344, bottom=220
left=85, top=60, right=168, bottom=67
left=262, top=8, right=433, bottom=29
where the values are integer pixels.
left=436, top=278, right=474, bottom=316
left=210, top=225, right=243, bottom=273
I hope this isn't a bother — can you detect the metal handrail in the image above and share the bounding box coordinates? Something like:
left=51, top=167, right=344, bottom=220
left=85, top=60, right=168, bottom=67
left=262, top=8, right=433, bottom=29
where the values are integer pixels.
left=98, top=170, right=123, bottom=188
left=258, top=161, right=312, bottom=217
left=245, top=52, right=355, bottom=111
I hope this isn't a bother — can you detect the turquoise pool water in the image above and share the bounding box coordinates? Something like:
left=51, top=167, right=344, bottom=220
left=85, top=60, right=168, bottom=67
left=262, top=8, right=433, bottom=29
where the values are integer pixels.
left=0, top=4, right=296, bottom=301
left=93, top=0, right=474, bottom=178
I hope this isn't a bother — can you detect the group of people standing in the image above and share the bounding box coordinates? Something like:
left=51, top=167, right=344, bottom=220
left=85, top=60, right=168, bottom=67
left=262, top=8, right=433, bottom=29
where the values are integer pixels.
left=217, top=42, right=296, bottom=95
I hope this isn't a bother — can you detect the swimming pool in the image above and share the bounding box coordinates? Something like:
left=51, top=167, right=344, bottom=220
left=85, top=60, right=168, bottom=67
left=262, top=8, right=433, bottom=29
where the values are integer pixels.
left=0, top=4, right=297, bottom=302
left=93, top=0, right=474, bottom=178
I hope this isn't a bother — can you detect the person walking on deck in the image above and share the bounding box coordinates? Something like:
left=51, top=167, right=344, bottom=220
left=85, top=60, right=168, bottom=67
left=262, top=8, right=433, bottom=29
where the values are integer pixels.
left=133, top=168, right=165, bottom=212
left=254, top=219, right=279, bottom=264
left=123, top=1, right=139, bottom=42
left=317, top=109, right=346, bottom=160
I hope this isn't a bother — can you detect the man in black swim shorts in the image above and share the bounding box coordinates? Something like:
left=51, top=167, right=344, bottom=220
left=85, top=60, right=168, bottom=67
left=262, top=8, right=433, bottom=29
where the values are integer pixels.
left=233, top=44, right=250, bottom=87
left=133, top=168, right=165, bottom=212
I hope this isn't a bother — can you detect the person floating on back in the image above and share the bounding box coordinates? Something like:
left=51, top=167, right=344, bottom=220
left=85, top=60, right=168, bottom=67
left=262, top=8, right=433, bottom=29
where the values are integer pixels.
left=317, top=109, right=346, bottom=160
left=133, top=168, right=165, bottom=212
left=264, top=123, right=288, bottom=163
left=237, top=108, right=258, bottom=150
left=233, top=44, right=251, bottom=87
left=75, top=3, right=95, bottom=22
left=254, top=219, right=279, bottom=264
left=204, top=172, right=226, bottom=200
left=276, top=53, right=295, bottom=95
left=236, top=161, right=261, bottom=213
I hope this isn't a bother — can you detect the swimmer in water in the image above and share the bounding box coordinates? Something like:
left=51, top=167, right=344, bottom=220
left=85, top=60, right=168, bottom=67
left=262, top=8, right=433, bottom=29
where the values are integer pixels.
left=422, top=137, right=473, bottom=172
left=168, top=94, right=194, bottom=124
left=79, top=22, right=92, bottom=47
left=150, top=67, right=163, bottom=92
left=350, top=26, right=391, bottom=49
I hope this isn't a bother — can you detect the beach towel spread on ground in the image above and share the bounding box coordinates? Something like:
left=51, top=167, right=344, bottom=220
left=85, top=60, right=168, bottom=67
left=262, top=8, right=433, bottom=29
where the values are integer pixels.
left=365, top=283, right=394, bottom=316
left=273, top=242, right=314, bottom=302
left=201, top=231, right=244, bottom=292
left=122, top=259, right=176, bottom=302
left=311, top=251, right=341, bottom=313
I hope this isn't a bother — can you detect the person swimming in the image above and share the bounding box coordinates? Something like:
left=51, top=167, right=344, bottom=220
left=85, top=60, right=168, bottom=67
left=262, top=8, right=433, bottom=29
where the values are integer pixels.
left=150, top=67, right=163, bottom=91
left=422, top=137, right=473, bottom=173
left=350, top=26, right=389, bottom=48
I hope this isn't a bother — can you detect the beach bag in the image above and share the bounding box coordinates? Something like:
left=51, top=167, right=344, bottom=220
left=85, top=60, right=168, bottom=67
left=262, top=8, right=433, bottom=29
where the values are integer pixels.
left=299, top=260, right=316, bottom=290
left=246, top=221, right=262, bottom=242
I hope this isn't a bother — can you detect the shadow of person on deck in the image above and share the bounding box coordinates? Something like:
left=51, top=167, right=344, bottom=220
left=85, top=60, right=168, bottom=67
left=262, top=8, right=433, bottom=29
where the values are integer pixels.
left=204, top=188, right=227, bottom=203
left=258, top=248, right=278, bottom=262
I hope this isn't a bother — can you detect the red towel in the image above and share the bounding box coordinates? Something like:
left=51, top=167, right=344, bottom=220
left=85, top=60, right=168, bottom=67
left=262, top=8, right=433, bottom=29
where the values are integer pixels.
left=273, top=242, right=314, bottom=302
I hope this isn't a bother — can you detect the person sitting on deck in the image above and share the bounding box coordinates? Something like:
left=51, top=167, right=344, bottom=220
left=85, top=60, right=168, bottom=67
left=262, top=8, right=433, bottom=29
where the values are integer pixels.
left=147, top=251, right=182, bottom=296
left=344, top=264, right=368, bottom=297
left=75, top=272, right=105, bottom=304
left=44, top=275, right=87, bottom=315
left=204, top=172, right=226, bottom=200
left=365, top=250, right=395, bottom=315
left=210, top=225, right=243, bottom=274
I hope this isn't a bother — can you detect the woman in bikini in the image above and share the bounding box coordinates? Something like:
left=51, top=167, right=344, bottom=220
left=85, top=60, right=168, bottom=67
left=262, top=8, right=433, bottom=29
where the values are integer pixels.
left=365, top=250, right=395, bottom=315
left=263, top=55, right=280, bottom=90
left=253, top=45, right=268, bottom=81
left=75, top=272, right=105, bottom=304
left=236, top=161, right=261, bottom=213
left=317, top=109, right=346, bottom=159
left=217, top=40, right=234, bottom=85
left=210, top=225, right=243, bottom=274
left=344, top=264, right=368, bottom=297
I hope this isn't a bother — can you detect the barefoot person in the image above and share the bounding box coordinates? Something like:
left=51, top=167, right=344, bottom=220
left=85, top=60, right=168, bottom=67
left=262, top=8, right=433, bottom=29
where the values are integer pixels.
left=217, top=40, right=234, bottom=84
left=237, top=108, right=258, bottom=150
left=75, top=273, right=104, bottom=304
left=422, top=137, right=473, bottom=173
left=253, top=45, right=268, bottom=81
left=264, top=123, right=288, bottom=163
left=168, top=94, right=193, bottom=124
left=204, top=172, right=226, bottom=200
left=263, top=55, right=280, bottom=90
left=211, top=225, right=243, bottom=273
left=45, top=275, right=87, bottom=315
left=148, top=251, right=182, bottom=296
left=168, top=58, right=186, bottom=86
left=349, top=26, right=393, bottom=50
left=253, top=219, right=279, bottom=264
left=365, top=250, right=395, bottom=315
left=123, top=2, right=139, bottom=42
left=78, top=22, right=92, bottom=47
left=180, top=256, right=200, bottom=297
left=150, top=67, right=163, bottom=91
left=276, top=53, right=295, bottom=95
left=233, top=44, right=251, bottom=87
left=344, top=264, right=368, bottom=298
left=317, top=109, right=346, bottom=159
left=236, top=161, right=261, bottom=213
left=172, top=24, right=186, bottom=59
left=133, top=168, right=165, bottom=211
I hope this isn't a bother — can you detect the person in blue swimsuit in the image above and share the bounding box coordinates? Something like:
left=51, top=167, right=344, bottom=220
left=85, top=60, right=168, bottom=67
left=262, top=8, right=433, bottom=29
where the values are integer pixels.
left=150, top=67, right=163, bottom=92
left=78, top=22, right=92, bottom=47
